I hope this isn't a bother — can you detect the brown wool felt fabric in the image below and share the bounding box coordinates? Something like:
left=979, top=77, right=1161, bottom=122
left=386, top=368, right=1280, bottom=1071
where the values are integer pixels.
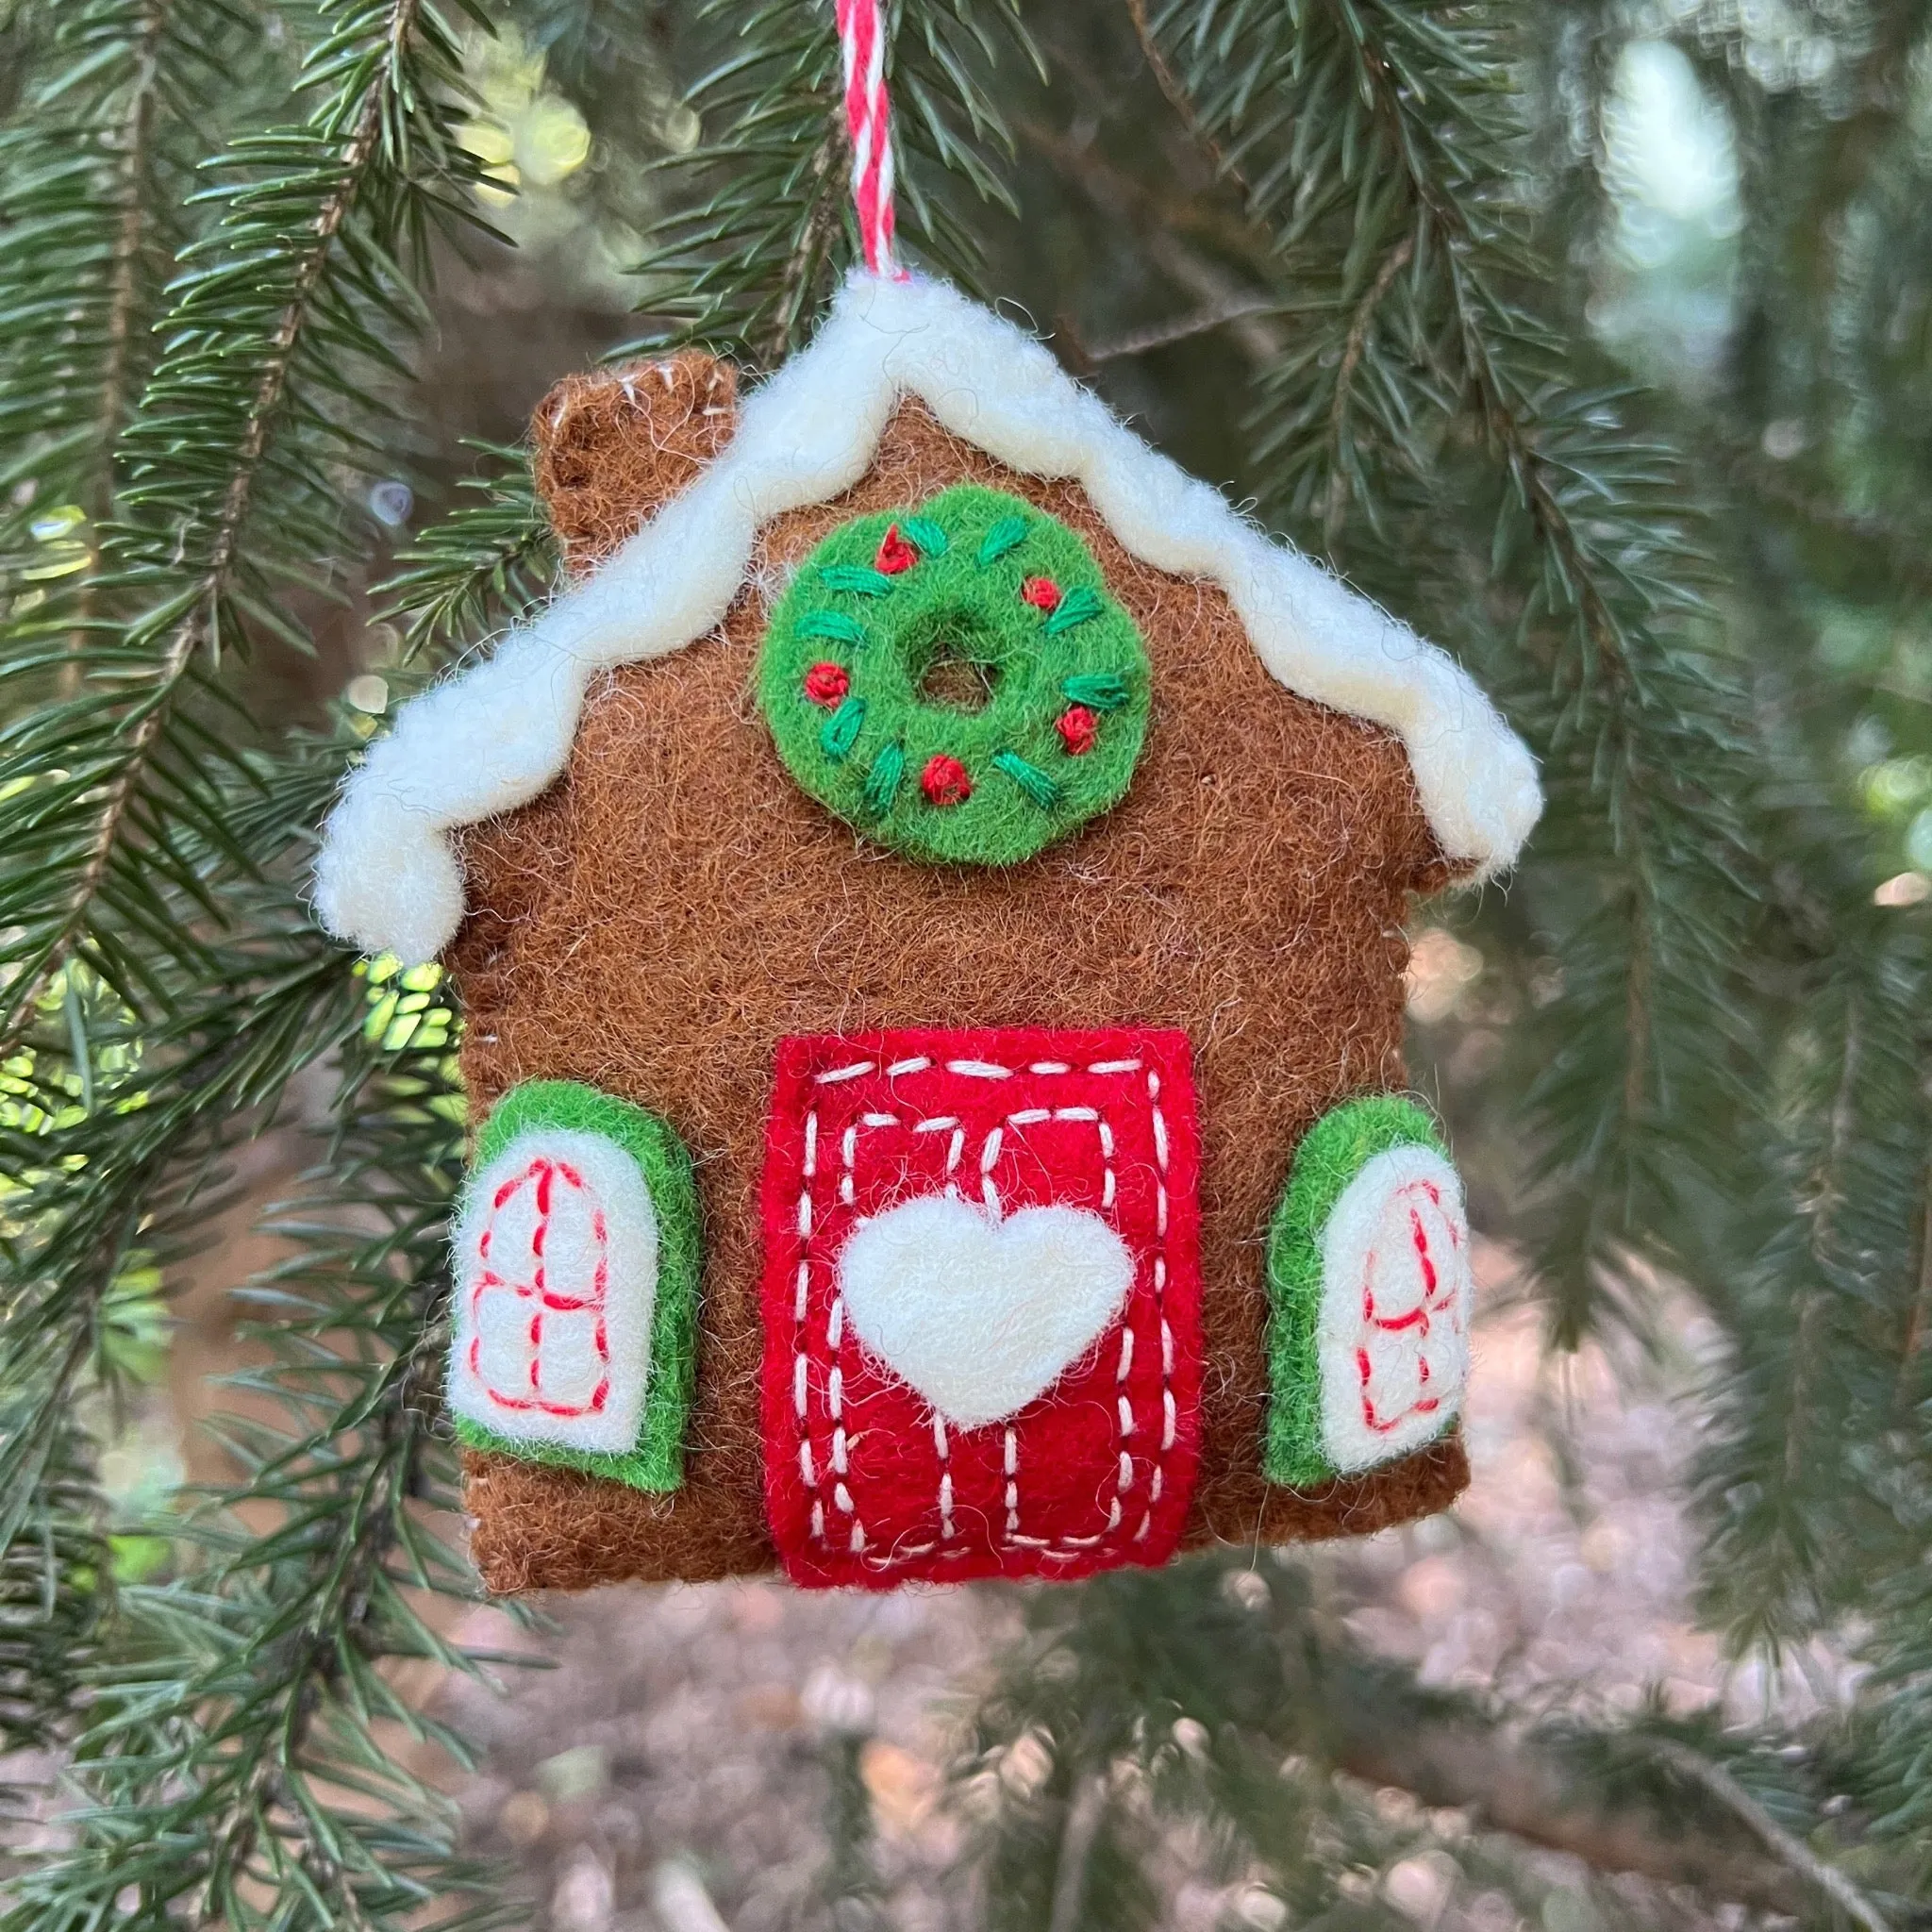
left=533, top=353, right=740, bottom=579
left=449, top=360, right=1469, bottom=1594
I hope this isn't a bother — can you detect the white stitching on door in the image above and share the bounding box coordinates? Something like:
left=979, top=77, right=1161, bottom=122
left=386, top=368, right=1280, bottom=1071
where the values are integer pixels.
left=795, top=1102, right=876, bottom=1556
left=804, top=1053, right=1174, bottom=1574
left=990, top=1104, right=1137, bottom=1558
left=794, top=1109, right=828, bottom=1544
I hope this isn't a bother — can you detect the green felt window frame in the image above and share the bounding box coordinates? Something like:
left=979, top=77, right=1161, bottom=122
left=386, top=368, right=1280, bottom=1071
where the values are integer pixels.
left=1261, top=1092, right=1449, bottom=1489
left=451, top=1079, right=702, bottom=1491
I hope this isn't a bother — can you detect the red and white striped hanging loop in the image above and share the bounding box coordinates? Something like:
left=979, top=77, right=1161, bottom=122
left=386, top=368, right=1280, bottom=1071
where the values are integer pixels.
left=835, top=0, right=902, bottom=277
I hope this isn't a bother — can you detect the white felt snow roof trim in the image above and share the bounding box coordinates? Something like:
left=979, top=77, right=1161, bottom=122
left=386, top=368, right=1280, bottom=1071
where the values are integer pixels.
left=314, top=272, right=1541, bottom=966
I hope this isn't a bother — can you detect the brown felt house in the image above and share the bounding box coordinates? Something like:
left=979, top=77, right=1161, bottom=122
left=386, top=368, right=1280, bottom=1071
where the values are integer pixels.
left=316, top=275, right=1541, bottom=1593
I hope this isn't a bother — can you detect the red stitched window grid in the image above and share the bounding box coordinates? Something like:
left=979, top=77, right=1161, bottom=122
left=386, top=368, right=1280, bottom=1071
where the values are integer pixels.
left=470, top=1155, right=613, bottom=1420
left=1357, top=1167, right=1466, bottom=1438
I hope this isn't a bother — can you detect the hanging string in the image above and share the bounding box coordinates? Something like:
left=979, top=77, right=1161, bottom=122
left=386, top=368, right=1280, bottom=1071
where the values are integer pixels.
left=834, top=0, right=901, bottom=276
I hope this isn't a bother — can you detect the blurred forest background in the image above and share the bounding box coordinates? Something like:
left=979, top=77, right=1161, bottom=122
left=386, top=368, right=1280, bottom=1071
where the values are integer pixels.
left=3, top=0, right=1932, bottom=1928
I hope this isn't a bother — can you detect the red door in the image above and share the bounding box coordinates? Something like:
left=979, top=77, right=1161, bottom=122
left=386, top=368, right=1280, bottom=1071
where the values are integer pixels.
left=759, top=1027, right=1203, bottom=1588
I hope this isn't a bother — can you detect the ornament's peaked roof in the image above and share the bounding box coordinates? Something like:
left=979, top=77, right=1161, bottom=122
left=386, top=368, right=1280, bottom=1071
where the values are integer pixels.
left=315, top=273, right=1541, bottom=965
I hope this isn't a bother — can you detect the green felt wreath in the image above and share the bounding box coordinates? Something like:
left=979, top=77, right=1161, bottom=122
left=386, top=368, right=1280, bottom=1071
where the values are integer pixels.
left=1262, top=1093, right=1447, bottom=1488
left=756, top=484, right=1153, bottom=865
left=452, top=1080, right=702, bottom=1491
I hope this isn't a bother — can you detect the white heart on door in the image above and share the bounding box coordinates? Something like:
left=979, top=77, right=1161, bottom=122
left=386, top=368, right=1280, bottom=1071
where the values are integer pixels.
left=835, top=1192, right=1135, bottom=1429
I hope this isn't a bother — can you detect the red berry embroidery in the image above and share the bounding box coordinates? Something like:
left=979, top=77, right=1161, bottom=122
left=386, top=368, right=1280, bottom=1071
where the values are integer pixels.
left=804, top=661, right=851, bottom=707
left=1022, top=575, right=1062, bottom=612
left=874, top=524, right=919, bottom=575
left=921, top=754, right=973, bottom=807
left=1056, top=706, right=1098, bottom=756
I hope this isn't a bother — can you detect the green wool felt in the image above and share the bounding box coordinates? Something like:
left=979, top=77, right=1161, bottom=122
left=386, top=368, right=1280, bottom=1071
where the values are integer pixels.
left=757, top=484, right=1152, bottom=866
left=1262, top=1093, right=1445, bottom=1488
left=453, top=1079, right=702, bottom=1491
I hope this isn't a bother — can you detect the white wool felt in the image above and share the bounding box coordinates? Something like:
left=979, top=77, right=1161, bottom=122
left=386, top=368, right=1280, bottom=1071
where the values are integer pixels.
left=836, top=1192, right=1133, bottom=1430
left=1315, top=1142, right=1474, bottom=1474
left=315, top=272, right=1542, bottom=963
left=449, top=1124, right=659, bottom=1457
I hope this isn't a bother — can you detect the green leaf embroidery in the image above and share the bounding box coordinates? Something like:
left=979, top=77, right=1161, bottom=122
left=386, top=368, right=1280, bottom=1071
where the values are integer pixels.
left=976, top=516, right=1028, bottom=566
left=819, top=564, right=894, bottom=596
left=800, top=609, right=867, bottom=643
left=1060, top=673, right=1131, bottom=711
left=1043, top=585, right=1106, bottom=635
left=991, top=748, right=1062, bottom=808
left=820, top=694, right=867, bottom=758
left=900, top=515, right=950, bottom=558
left=860, top=740, right=906, bottom=817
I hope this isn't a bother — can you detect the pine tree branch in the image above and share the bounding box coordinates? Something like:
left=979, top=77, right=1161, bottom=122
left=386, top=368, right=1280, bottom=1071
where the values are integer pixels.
left=0, top=0, right=421, bottom=1058
left=0, top=934, right=365, bottom=1550
left=1015, top=116, right=1280, bottom=291
left=377, top=444, right=554, bottom=662
left=1122, top=0, right=1238, bottom=190
left=1322, top=27, right=1648, bottom=708
left=1329, top=1703, right=1819, bottom=1918
left=968, top=1562, right=1875, bottom=1923
left=1781, top=991, right=1863, bottom=1499
left=761, top=126, right=841, bottom=365
left=1074, top=294, right=1275, bottom=365
left=56, top=0, right=164, bottom=703
left=1135, top=0, right=1761, bottom=1344
left=1648, top=1740, right=1893, bottom=1932
left=1895, top=1156, right=1932, bottom=1407
left=1130, top=1, right=1696, bottom=710
left=1044, top=1774, right=1107, bottom=1932
left=1710, top=433, right=1932, bottom=597
left=1015, top=117, right=1286, bottom=371
left=9, top=980, right=504, bottom=1929
left=89, top=0, right=164, bottom=520
left=1323, top=232, right=1414, bottom=548
left=1691, top=908, right=1932, bottom=1650
left=1, top=0, right=208, bottom=685
left=187, top=1391, right=413, bottom=1929
left=0, top=9, right=485, bottom=1873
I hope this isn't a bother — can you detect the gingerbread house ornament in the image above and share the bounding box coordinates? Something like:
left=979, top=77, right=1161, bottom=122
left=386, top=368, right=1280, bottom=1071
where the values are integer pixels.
left=314, top=268, right=1541, bottom=1593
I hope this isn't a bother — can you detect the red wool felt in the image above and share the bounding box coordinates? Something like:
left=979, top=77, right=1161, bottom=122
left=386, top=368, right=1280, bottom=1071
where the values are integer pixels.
left=804, top=661, right=851, bottom=707
left=1021, top=575, right=1062, bottom=612
left=1057, top=705, right=1099, bottom=756
left=874, top=523, right=919, bottom=575
left=758, top=1027, right=1206, bottom=1590
left=920, top=753, right=973, bottom=807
